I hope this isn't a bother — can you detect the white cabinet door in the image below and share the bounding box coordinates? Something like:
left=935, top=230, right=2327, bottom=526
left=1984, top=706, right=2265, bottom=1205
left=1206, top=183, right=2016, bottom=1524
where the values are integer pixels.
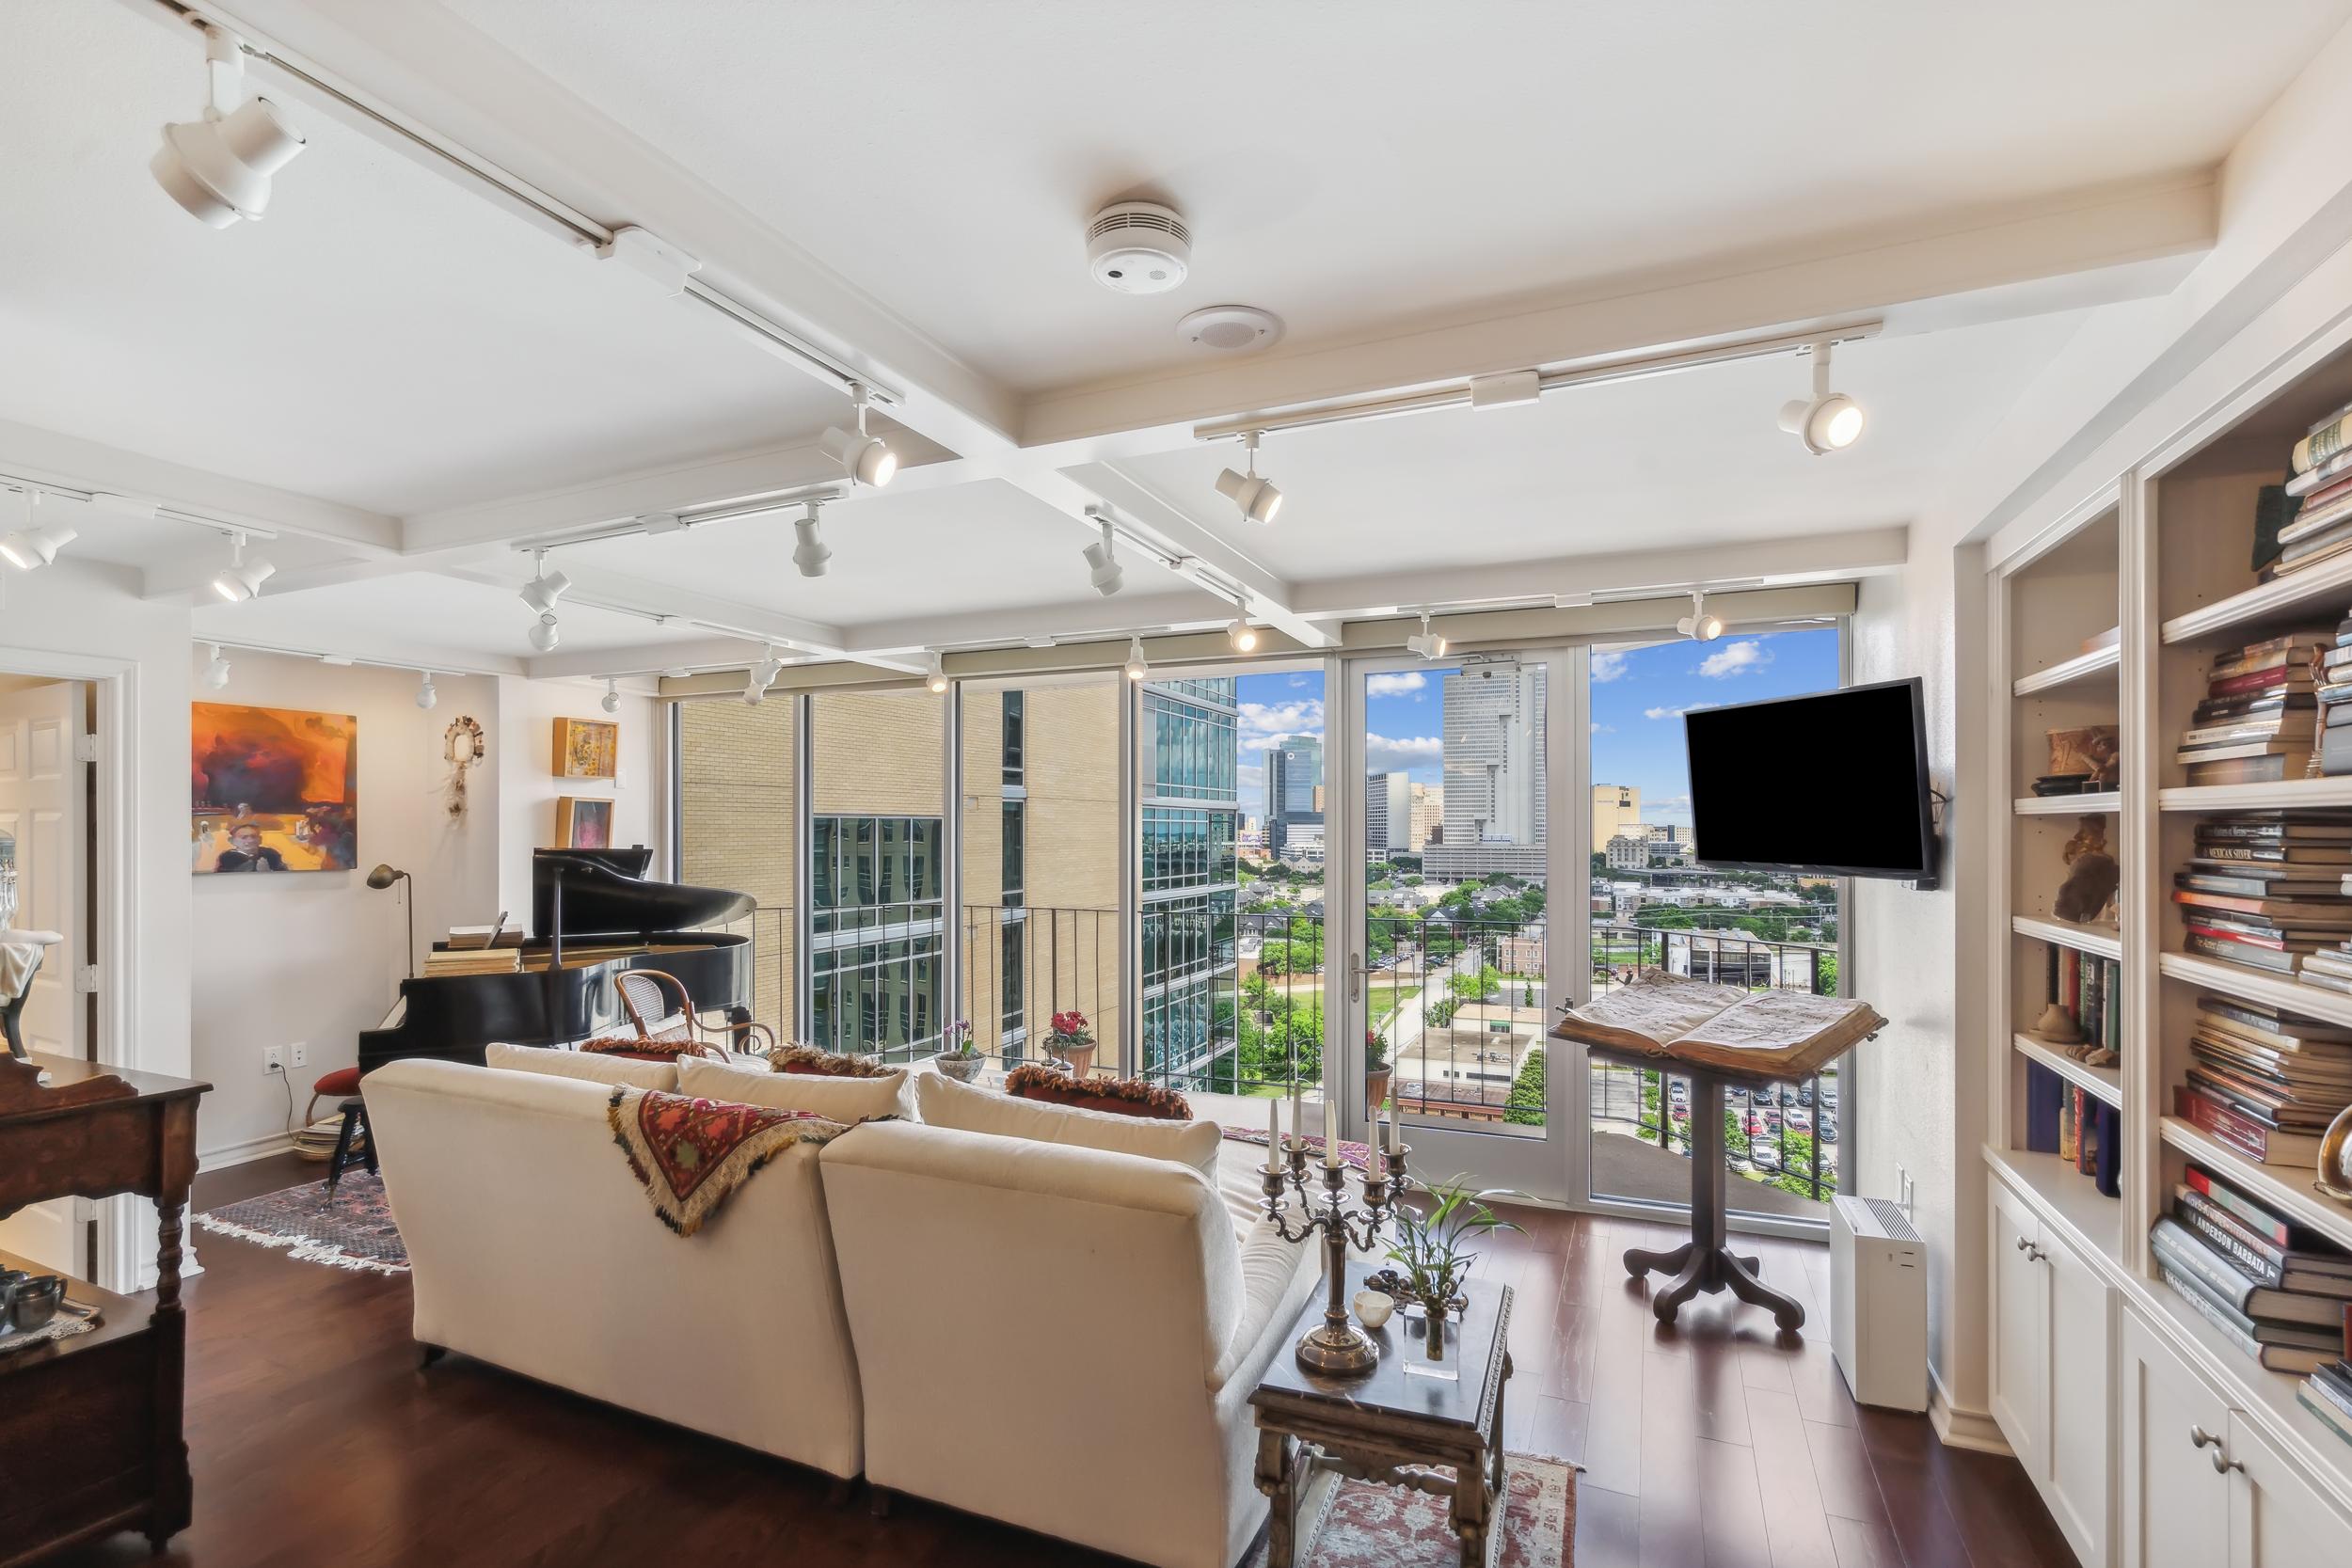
left=2119, top=1309, right=2233, bottom=1568
left=2043, top=1225, right=2113, bottom=1567
left=2224, top=1413, right=2352, bottom=1567
left=1989, top=1176, right=2049, bottom=1478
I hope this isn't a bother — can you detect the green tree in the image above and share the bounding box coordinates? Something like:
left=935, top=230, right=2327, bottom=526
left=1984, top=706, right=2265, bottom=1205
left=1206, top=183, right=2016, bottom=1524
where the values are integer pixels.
left=1502, top=1046, right=1547, bottom=1127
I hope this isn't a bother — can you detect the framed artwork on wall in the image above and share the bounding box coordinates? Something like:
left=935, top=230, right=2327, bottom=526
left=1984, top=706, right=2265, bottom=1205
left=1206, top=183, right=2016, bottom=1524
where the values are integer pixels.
left=554, top=796, right=614, bottom=849
left=553, top=718, right=619, bottom=780
left=191, top=703, right=359, bottom=873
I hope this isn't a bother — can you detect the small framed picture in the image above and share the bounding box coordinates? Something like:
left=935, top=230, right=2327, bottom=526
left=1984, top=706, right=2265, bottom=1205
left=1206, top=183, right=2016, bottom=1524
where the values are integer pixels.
left=553, top=717, right=619, bottom=780
left=554, top=796, right=614, bottom=849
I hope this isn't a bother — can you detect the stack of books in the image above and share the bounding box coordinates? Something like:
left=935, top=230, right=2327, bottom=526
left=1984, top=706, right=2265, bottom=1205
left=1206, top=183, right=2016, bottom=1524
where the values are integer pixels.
left=445, top=917, right=522, bottom=950
left=2177, top=635, right=2327, bottom=784
left=2038, top=941, right=2121, bottom=1065
left=2177, top=993, right=2352, bottom=1168
left=421, top=946, right=523, bottom=977
left=2023, top=1061, right=2120, bottom=1196
left=2175, top=812, right=2352, bottom=976
left=2304, top=1360, right=2352, bottom=1449
left=2322, top=617, right=2352, bottom=776
left=2270, top=404, right=2352, bottom=581
left=2151, top=1163, right=2352, bottom=1375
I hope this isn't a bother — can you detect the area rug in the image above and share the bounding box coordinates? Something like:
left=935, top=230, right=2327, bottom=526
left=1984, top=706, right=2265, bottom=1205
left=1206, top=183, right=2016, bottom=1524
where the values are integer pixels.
left=195, top=1170, right=408, bottom=1275
left=1244, top=1454, right=1575, bottom=1568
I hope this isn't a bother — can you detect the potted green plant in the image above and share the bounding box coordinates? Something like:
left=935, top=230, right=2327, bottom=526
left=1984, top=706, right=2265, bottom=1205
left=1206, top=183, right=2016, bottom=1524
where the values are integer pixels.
left=1384, top=1177, right=1519, bottom=1361
left=1363, top=1028, right=1391, bottom=1116
left=1046, top=1010, right=1096, bottom=1077
left=937, top=1019, right=986, bottom=1083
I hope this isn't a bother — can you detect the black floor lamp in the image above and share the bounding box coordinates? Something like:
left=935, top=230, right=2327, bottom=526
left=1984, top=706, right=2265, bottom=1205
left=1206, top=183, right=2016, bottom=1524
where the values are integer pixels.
left=367, top=863, right=415, bottom=980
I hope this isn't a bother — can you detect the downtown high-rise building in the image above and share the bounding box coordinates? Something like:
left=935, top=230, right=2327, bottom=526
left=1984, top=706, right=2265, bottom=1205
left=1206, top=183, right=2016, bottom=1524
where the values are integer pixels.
left=1265, top=734, right=1323, bottom=856
left=1425, top=665, right=1547, bottom=879
left=1366, top=771, right=1412, bottom=856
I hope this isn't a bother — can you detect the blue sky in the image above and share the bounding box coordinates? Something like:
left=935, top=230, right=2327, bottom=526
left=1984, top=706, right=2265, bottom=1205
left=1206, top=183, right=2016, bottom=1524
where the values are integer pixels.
left=1232, top=626, right=1838, bottom=830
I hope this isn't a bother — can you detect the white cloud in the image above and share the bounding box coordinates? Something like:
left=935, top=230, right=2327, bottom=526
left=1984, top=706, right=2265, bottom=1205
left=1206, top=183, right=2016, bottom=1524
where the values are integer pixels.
left=1237, top=698, right=1324, bottom=747
left=1588, top=650, right=1630, bottom=683
left=1642, top=797, right=1693, bottom=825
left=1287, top=675, right=1308, bottom=689
left=1696, top=640, right=1771, bottom=679
left=1644, top=703, right=1718, bottom=721
left=1590, top=721, right=1614, bottom=734
left=1365, top=672, right=1427, bottom=698
left=1364, top=734, right=1444, bottom=773
left=1237, top=761, right=1266, bottom=800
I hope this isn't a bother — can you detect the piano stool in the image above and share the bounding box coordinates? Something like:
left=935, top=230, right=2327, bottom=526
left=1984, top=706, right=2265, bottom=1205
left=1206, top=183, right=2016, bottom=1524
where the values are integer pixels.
left=323, top=1096, right=375, bottom=1201
left=304, top=1065, right=363, bottom=1125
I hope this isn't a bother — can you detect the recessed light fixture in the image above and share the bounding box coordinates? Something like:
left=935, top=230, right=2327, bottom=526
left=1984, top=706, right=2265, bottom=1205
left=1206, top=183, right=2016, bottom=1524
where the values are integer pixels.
left=819, top=383, right=898, bottom=488
left=792, top=501, right=833, bottom=578
left=600, top=678, right=621, bottom=715
left=1082, top=520, right=1123, bottom=596
left=926, top=651, right=948, bottom=694
left=1677, top=591, right=1725, bottom=642
left=201, top=644, right=231, bottom=689
left=1123, top=637, right=1149, bottom=682
left=1215, top=431, right=1282, bottom=525
left=151, top=25, right=307, bottom=229
left=1778, top=340, right=1865, bottom=455
left=1178, top=305, right=1281, bottom=354
left=210, top=531, right=275, bottom=601
left=1405, top=612, right=1448, bottom=661
left=0, top=492, right=75, bottom=572
left=415, top=672, right=437, bottom=710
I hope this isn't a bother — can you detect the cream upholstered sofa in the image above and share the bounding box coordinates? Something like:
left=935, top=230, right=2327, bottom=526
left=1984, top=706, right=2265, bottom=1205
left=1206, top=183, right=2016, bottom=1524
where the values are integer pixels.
left=820, top=1090, right=1320, bottom=1568
left=364, top=1056, right=866, bottom=1481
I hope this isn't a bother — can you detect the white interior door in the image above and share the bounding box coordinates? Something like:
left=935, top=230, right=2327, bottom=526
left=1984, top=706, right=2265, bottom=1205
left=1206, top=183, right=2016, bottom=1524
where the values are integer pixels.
left=0, top=678, right=88, bottom=1275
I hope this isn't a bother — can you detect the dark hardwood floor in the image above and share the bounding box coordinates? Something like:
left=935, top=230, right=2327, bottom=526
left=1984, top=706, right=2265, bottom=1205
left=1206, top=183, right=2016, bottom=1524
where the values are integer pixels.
left=49, top=1154, right=2074, bottom=1568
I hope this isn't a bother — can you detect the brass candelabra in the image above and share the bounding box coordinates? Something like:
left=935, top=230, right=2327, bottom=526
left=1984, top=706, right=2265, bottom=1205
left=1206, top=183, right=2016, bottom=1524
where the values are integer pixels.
left=1259, top=1138, right=1410, bottom=1376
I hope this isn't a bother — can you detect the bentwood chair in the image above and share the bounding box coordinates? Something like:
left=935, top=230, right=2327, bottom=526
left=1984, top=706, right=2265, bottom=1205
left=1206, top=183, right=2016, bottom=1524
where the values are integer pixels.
left=614, top=969, right=775, bottom=1058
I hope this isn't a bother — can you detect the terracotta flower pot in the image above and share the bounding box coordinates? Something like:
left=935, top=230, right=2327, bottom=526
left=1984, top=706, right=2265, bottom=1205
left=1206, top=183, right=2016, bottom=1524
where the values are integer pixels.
left=1057, top=1042, right=1096, bottom=1078
left=1365, top=1067, right=1392, bottom=1114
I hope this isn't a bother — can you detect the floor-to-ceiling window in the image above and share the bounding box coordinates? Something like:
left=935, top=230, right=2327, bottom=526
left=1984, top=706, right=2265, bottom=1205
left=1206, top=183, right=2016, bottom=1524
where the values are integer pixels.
left=675, top=695, right=795, bottom=1037
left=809, top=689, right=946, bottom=1061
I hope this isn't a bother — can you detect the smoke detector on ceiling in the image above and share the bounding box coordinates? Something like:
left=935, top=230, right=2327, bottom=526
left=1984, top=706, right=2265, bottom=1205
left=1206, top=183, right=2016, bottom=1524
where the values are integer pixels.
left=1087, top=200, right=1191, bottom=294
left=1178, top=305, right=1282, bottom=354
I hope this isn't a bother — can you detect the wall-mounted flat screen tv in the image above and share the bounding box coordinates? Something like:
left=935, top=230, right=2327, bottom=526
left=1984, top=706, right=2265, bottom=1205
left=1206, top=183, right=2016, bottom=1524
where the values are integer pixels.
left=1683, top=676, right=1933, bottom=879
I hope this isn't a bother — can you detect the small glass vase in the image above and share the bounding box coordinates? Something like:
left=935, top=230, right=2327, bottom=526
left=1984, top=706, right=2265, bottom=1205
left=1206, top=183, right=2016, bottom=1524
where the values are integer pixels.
left=1405, top=1297, right=1459, bottom=1383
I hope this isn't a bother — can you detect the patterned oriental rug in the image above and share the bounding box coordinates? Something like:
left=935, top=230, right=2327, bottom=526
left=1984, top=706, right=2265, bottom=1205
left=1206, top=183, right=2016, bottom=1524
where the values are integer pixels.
left=196, top=1171, right=410, bottom=1275
left=1242, top=1455, right=1576, bottom=1568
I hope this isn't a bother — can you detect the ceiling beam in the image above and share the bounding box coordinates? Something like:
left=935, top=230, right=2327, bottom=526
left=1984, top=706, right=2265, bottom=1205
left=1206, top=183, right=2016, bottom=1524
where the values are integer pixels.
left=838, top=588, right=1230, bottom=657
left=521, top=634, right=770, bottom=681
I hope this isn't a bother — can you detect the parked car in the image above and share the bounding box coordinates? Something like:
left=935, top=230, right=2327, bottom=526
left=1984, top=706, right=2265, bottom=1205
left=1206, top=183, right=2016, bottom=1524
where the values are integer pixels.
left=1798, top=1083, right=1814, bottom=1106
left=1820, top=1115, right=1839, bottom=1142
left=1750, top=1142, right=1783, bottom=1172
left=1787, top=1108, right=1812, bottom=1132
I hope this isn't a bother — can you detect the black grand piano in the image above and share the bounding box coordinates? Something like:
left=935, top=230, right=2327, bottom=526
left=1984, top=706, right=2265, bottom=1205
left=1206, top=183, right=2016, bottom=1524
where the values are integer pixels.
left=359, top=847, right=757, bottom=1074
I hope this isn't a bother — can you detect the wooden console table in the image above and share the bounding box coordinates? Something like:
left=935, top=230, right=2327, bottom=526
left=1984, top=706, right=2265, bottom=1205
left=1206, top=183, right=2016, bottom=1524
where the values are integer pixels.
left=0, top=1052, right=209, bottom=1565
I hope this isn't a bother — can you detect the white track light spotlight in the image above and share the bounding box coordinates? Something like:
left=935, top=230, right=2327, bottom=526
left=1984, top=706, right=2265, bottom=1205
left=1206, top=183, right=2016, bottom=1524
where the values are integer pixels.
left=792, top=502, right=833, bottom=578
left=416, top=672, right=437, bottom=710
left=201, top=644, right=232, bottom=690
left=1123, top=637, right=1149, bottom=682
left=0, top=492, right=76, bottom=572
left=1227, top=618, right=1260, bottom=654
left=209, top=531, right=275, bottom=601
left=1082, top=520, right=1124, bottom=596
left=1777, top=340, right=1865, bottom=455
left=743, top=646, right=784, bottom=705
left=519, top=550, right=571, bottom=616
left=529, top=614, right=560, bottom=652
left=600, top=678, right=621, bottom=715
left=1677, top=591, right=1725, bottom=642
left=151, top=26, right=307, bottom=229
left=926, top=651, right=949, bottom=694
left=1405, top=612, right=1448, bottom=661
left=1214, top=430, right=1283, bottom=525
left=818, top=383, right=898, bottom=488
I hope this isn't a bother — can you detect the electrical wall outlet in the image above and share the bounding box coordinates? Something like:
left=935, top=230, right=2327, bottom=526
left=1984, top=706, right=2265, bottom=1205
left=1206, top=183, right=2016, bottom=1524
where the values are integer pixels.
left=290, top=1042, right=309, bottom=1069
left=263, top=1045, right=284, bottom=1073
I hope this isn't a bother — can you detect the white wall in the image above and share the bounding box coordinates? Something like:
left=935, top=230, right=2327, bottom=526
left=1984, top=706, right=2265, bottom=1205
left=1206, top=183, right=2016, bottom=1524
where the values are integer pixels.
left=188, top=651, right=503, bottom=1163
left=494, top=674, right=664, bottom=919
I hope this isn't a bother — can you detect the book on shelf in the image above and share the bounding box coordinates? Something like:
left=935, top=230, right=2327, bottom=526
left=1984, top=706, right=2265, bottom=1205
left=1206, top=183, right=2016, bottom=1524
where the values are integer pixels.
left=2289, top=443, right=2352, bottom=496
left=2153, top=1216, right=2352, bottom=1327
left=2093, top=1099, right=2121, bottom=1197
left=2026, top=1060, right=2063, bottom=1154
left=2158, top=1264, right=2341, bottom=1374
left=2195, top=995, right=2352, bottom=1053
left=2298, top=1380, right=2352, bottom=1449
left=2293, top=402, right=2352, bottom=475
left=2174, top=1083, right=2326, bottom=1165
left=443, top=914, right=519, bottom=951
left=2177, top=1179, right=2352, bottom=1291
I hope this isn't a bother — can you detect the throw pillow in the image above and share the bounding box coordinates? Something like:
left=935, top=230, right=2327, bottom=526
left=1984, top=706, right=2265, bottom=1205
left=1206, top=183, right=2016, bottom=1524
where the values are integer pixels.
left=1004, top=1064, right=1193, bottom=1121
left=916, top=1069, right=1220, bottom=1184
left=580, top=1035, right=721, bottom=1064
left=485, top=1040, right=676, bottom=1091
left=676, top=1053, right=911, bottom=1123
left=769, top=1044, right=893, bottom=1078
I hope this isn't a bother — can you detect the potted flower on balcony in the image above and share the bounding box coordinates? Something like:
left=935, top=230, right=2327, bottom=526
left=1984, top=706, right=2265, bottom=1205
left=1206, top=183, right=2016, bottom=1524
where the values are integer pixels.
left=1364, top=1028, right=1391, bottom=1115
left=1045, top=1010, right=1096, bottom=1078
left=937, top=1019, right=986, bottom=1084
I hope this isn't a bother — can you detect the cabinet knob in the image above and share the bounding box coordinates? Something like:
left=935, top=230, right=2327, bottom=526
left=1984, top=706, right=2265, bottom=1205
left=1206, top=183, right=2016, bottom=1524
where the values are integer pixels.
left=2013, top=1235, right=2029, bottom=1253
left=2022, top=1243, right=2047, bottom=1263
left=2209, top=1449, right=2246, bottom=1478
left=2188, top=1425, right=2221, bottom=1451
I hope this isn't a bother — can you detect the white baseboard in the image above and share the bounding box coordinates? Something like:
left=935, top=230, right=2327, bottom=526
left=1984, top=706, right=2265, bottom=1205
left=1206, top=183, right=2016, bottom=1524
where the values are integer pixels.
left=1929, top=1367, right=2012, bottom=1455
left=199, top=1130, right=295, bottom=1173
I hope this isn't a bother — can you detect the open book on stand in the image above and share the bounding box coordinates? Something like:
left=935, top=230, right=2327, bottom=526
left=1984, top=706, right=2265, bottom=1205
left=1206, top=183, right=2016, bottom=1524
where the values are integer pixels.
left=1550, top=970, right=1887, bottom=1082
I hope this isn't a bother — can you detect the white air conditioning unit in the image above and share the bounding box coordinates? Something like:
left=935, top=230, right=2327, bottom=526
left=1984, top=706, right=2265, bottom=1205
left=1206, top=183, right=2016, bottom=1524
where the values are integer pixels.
left=1830, top=1195, right=1927, bottom=1412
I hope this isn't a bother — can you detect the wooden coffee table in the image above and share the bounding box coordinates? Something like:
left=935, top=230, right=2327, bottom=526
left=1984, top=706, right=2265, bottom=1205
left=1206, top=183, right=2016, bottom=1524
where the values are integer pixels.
left=1249, top=1267, right=1514, bottom=1567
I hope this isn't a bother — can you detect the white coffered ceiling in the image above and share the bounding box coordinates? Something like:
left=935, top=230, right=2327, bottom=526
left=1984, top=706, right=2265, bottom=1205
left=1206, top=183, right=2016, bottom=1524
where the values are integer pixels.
left=5, top=0, right=2349, bottom=673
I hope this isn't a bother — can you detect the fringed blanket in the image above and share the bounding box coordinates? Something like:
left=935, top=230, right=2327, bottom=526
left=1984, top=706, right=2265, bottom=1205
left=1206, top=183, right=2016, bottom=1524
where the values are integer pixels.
left=607, top=1087, right=850, bottom=1237
left=1219, top=1125, right=1380, bottom=1173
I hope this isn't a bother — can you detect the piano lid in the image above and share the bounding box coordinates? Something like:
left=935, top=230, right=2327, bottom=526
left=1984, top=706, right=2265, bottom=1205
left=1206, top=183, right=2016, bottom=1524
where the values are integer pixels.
left=531, top=847, right=755, bottom=938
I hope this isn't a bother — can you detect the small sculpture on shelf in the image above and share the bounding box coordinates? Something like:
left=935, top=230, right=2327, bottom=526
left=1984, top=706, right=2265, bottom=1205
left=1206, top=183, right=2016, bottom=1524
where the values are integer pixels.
left=2054, top=815, right=2120, bottom=927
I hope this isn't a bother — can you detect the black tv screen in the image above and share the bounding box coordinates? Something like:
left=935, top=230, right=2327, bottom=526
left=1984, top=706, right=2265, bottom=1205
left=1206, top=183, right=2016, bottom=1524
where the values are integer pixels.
left=1683, top=677, right=1933, bottom=879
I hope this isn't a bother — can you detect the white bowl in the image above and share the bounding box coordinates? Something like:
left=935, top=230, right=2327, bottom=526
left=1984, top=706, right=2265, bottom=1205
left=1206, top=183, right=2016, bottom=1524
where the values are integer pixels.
left=1353, top=1290, right=1395, bottom=1329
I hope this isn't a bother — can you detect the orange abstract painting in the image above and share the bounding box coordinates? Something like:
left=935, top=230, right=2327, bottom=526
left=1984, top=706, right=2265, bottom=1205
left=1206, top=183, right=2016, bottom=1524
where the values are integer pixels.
left=191, top=703, right=359, bottom=874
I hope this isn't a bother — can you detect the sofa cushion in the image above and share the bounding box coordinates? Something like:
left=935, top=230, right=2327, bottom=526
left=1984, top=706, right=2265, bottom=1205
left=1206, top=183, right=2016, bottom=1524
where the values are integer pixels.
left=677, top=1053, right=910, bottom=1123
left=917, top=1069, right=1220, bottom=1183
left=485, top=1040, right=675, bottom=1091
left=1003, top=1064, right=1193, bottom=1121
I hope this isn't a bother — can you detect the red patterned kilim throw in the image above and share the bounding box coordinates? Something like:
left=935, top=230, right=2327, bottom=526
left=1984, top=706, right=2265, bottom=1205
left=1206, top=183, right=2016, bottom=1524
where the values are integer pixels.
left=1220, top=1125, right=1377, bottom=1173
left=606, top=1087, right=849, bottom=1237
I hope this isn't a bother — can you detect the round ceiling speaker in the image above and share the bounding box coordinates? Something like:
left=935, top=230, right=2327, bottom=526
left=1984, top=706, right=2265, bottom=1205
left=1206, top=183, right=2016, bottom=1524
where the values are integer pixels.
left=1087, top=200, right=1191, bottom=294
left=1178, top=305, right=1282, bottom=354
